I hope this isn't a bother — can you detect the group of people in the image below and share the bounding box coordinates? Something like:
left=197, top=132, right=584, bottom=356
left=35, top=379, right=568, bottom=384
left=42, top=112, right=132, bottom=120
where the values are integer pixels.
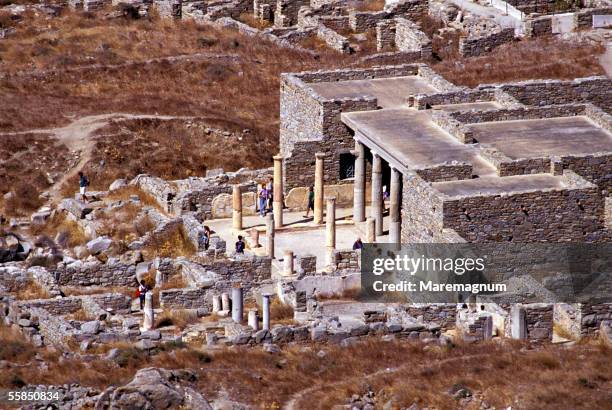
left=257, top=178, right=274, bottom=217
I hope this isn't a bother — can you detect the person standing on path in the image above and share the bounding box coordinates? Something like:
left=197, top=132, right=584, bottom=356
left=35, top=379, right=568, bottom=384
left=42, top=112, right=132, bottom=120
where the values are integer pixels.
left=78, top=171, right=89, bottom=201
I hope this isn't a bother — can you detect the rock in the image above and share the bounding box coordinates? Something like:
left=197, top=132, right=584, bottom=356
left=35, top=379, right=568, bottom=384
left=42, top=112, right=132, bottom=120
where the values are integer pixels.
left=96, top=367, right=212, bottom=409
left=80, top=340, right=91, bottom=351
left=73, top=246, right=89, bottom=259
left=263, top=343, right=280, bottom=354
left=600, top=321, right=612, bottom=347
left=140, top=330, right=161, bottom=340
left=109, top=179, right=128, bottom=191
left=316, top=350, right=327, bottom=358
left=81, top=320, right=101, bottom=335
left=18, top=319, right=32, bottom=327
left=340, top=336, right=359, bottom=348
left=253, top=329, right=269, bottom=344
left=86, top=237, right=113, bottom=255
left=106, top=348, right=120, bottom=360
left=271, top=326, right=293, bottom=343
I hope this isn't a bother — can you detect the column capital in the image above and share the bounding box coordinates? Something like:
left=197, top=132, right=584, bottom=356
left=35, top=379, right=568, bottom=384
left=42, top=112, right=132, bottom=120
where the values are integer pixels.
left=273, top=154, right=283, bottom=161
left=315, top=152, right=326, bottom=159
left=371, top=150, right=379, bottom=158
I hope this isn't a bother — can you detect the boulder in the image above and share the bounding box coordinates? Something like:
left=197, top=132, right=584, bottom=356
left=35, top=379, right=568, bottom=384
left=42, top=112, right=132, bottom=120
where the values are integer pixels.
left=86, top=237, right=113, bottom=255
left=81, top=320, right=101, bottom=335
left=59, top=198, right=93, bottom=219
left=109, top=179, right=128, bottom=191
left=96, top=367, right=212, bottom=410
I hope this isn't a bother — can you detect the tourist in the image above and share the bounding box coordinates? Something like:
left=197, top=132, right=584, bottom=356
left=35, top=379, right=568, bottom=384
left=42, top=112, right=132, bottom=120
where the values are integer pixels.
left=304, top=186, right=315, bottom=218
left=137, top=280, right=148, bottom=310
left=266, top=177, right=274, bottom=212
left=258, top=184, right=268, bottom=217
left=78, top=171, right=89, bottom=201
left=203, top=225, right=211, bottom=250
left=235, top=235, right=245, bottom=254
left=353, top=238, right=363, bottom=250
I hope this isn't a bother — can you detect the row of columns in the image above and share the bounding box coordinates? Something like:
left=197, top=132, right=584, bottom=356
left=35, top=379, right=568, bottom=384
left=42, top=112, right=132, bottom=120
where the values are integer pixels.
left=353, top=140, right=402, bottom=245
left=211, top=289, right=273, bottom=331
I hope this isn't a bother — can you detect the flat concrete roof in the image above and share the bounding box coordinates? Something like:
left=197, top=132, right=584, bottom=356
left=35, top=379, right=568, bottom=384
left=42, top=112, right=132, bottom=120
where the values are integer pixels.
left=307, top=76, right=438, bottom=108
left=432, top=101, right=502, bottom=112
left=468, top=116, right=612, bottom=159
left=432, top=174, right=569, bottom=198
left=342, top=108, right=497, bottom=176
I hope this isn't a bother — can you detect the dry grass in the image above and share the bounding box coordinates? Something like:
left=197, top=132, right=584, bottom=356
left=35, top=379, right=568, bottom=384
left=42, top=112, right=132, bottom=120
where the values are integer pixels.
left=160, top=273, right=186, bottom=290
left=14, top=279, right=50, bottom=300
left=106, top=185, right=163, bottom=210
left=0, top=322, right=609, bottom=409
left=238, top=12, right=272, bottom=30
left=0, top=324, right=37, bottom=363
left=143, top=226, right=196, bottom=259
left=30, top=214, right=89, bottom=248
left=65, top=307, right=95, bottom=322
left=62, top=285, right=132, bottom=298
left=434, top=36, right=605, bottom=87
left=354, top=0, right=386, bottom=12
left=0, top=133, right=69, bottom=216
left=155, top=309, right=199, bottom=330
left=269, top=298, right=295, bottom=323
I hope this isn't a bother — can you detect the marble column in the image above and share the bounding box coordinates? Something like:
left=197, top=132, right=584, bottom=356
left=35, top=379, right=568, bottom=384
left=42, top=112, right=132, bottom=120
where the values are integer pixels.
left=266, top=213, right=275, bottom=258
left=248, top=309, right=259, bottom=331
left=326, top=196, right=336, bottom=267
left=221, top=292, right=231, bottom=312
left=232, top=184, right=242, bottom=230
left=142, top=292, right=154, bottom=331
left=389, top=167, right=401, bottom=247
left=366, top=217, right=376, bottom=243
left=262, top=294, right=271, bottom=331
left=353, top=140, right=366, bottom=223
left=371, top=152, right=383, bottom=236
left=314, top=152, right=325, bottom=224
left=212, top=294, right=221, bottom=313
left=283, top=249, right=294, bottom=276
left=250, top=228, right=260, bottom=248
left=231, top=286, right=243, bottom=323
left=273, top=154, right=284, bottom=229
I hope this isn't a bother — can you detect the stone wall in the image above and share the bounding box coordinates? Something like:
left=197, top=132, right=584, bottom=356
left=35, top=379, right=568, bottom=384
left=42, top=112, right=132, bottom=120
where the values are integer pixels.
left=524, top=303, right=553, bottom=341
left=491, top=76, right=611, bottom=114
left=11, top=297, right=82, bottom=316
left=349, top=10, right=390, bottom=31
left=274, top=0, right=309, bottom=27
left=524, top=15, right=553, bottom=37
left=458, top=27, right=514, bottom=57
left=580, top=303, right=612, bottom=335
left=53, top=260, right=137, bottom=287
left=415, top=162, right=473, bottom=182
left=154, top=0, right=182, bottom=18
left=574, top=7, right=612, bottom=28
left=376, top=20, right=396, bottom=51
left=196, top=255, right=272, bottom=294
left=401, top=172, right=446, bottom=243
left=405, top=303, right=457, bottom=331
left=394, top=17, right=432, bottom=58
left=331, top=249, right=360, bottom=274
left=316, top=24, right=351, bottom=53
left=0, top=265, right=30, bottom=293
left=160, top=287, right=211, bottom=309
left=280, top=65, right=434, bottom=191
left=442, top=171, right=605, bottom=243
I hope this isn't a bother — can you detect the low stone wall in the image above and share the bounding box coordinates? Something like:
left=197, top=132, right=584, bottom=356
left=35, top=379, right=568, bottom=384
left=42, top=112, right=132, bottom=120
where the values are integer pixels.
left=317, top=24, right=351, bottom=53
left=160, top=287, right=211, bottom=309
left=580, top=303, right=612, bottom=336
left=332, top=249, right=360, bottom=274
left=274, top=0, right=309, bottom=27
left=11, top=297, right=82, bottom=316
left=406, top=303, right=457, bottom=331
left=376, top=20, right=396, bottom=51
left=0, top=265, right=30, bottom=293
left=574, top=7, right=612, bottom=29
left=154, top=0, right=182, bottom=18
left=196, top=255, right=272, bottom=293
left=53, top=260, right=137, bottom=287
left=415, top=162, right=473, bottom=182
left=297, top=254, right=317, bottom=275
left=349, top=10, right=390, bottom=31
left=524, top=15, right=553, bottom=37
left=395, top=17, right=431, bottom=58
left=285, top=183, right=359, bottom=211
left=524, top=303, right=553, bottom=341
left=459, top=27, right=514, bottom=57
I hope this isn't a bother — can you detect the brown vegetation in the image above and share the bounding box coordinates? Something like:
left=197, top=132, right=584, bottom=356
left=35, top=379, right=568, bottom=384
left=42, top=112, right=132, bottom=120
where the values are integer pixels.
left=14, top=279, right=50, bottom=300
left=269, top=298, right=295, bottom=323
left=354, top=0, right=386, bottom=12
left=0, top=322, right=609, bottom=408
left=435, top=36, right=605, bottom=87
left=30, top=214, right=88, bottom=248
left=143, top=226, right=196, bottom=259
left=0, top=133, right=69, bottom=216
left=155, top=309, right=199, bottom=330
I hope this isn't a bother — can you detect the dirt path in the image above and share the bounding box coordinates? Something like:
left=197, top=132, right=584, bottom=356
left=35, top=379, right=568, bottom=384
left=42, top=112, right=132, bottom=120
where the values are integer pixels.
left=283, top=352, right=489, bottom=410
left=4, top=113, right=196, bottom=204
left=600, top=41, right=612, bottom=79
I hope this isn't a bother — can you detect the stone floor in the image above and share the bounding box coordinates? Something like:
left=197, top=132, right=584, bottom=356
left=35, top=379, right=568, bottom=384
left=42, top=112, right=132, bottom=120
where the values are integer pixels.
left=206, top=206, right=391, bottom=271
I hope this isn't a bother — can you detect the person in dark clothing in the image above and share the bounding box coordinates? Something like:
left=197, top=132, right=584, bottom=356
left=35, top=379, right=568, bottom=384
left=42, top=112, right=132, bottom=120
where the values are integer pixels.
left=353, top=238, right=363, bottom=250
left=137, top=280, right=149, bottom=310
left=304, top=186, right=315, bottom=218
left=203, top=226, right=211, bottom=250
left=235, top=235, right=245, bottom=254
left=78, top=171, right=89, bottom=201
